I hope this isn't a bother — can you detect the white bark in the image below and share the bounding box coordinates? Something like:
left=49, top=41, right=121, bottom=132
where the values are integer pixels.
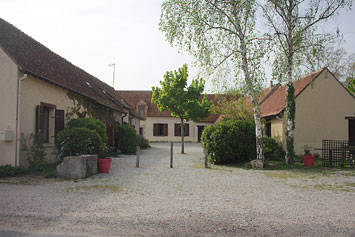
left=285, top=34, right=295, bottom=164
left=240, top=37, right=264, bottom=161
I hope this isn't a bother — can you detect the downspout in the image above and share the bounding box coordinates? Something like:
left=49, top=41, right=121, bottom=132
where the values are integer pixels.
left=15, top=73, right=28, bottom=166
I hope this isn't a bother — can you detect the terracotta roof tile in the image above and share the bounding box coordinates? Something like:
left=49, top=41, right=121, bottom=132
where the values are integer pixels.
left=117, top=90, right=218, bottom=123
left=0, top=18, right=132, bottom=114
left=260, top=68, right=326, bottom=117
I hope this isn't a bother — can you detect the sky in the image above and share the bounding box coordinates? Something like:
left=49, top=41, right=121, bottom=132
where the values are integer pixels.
left=1, top=0, right=354, bottom=93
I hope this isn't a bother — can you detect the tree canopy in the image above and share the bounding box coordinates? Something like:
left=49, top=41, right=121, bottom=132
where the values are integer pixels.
left=160, top=0, right=267, bottom=160
left=152, top=64, right=212, bottom=153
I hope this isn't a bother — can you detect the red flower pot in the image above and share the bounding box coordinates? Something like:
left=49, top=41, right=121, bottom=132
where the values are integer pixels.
left=98, top=158, right=112, bottom=173
left=302, top=155, right=315, bottom=167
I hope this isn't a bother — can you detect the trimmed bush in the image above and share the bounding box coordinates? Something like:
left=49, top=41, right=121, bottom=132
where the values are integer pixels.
left=201, top=120, right=256, bottom=164
left=67, top=117, right=108, bottom=145
left=0, top=165, right=26, bottom=177
left=263, top=136, right=285, bottom=161
left=138, top=135, right=150, bottom=149
left=55, top=127, right=106, bottom=158
left=114, top=124, right=138, bottom=154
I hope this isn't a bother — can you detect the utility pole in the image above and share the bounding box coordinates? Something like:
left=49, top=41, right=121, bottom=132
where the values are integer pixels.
left=108, top=63, right=116, bottom=88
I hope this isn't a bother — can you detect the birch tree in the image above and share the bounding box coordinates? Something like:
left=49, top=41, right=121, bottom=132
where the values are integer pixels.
left=160, top=0, right=267, bottom=160
left=261, top=0, right=352, bottom=164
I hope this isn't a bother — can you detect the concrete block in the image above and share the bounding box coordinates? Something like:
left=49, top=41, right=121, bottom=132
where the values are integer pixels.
left=57, top=155, right=97, bottom=179
left=251, top=159, right=264, bottom=169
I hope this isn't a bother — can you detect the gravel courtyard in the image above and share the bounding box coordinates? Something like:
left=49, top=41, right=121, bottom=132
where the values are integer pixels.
left=1, top=143, right=355, bottom=236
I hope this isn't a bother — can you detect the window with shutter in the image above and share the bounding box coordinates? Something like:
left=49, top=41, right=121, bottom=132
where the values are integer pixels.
left=35, top=105, right=50, bottom=142
left=153, top=123, right=168, bottom=136
left=35, top=103, right=58, bottom=143
left=174, top=123, right=189, bottom=136
left=55, top=110, right=65, bottom=137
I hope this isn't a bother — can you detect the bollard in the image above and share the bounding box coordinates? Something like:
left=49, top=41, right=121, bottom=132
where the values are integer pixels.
left=136, top=146, right=140, bottom=168
left=170, top=142, right=173, bottom=168
left=204, top=148, right=208, bottom=168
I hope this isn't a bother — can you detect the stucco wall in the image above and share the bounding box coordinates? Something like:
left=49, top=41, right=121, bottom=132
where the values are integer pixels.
left=270, top=117, right=285, bottom=143
left=141, top=116, right=211, bottom=142
left=19, top=74, right=76, bottom=166
left=0, top=48, right=18, bottom=166
left=19, top=74, right=124, bottom=166
left=294, top=70, right=355, bottom=155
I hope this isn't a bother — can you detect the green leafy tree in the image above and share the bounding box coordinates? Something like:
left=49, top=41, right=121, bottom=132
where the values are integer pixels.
left=261, top=0, right=352, bottom=164
left=152, top=64, right=212, bottom=154
left=347, top=77, right=355, bottom=96
left=160, top=0, right=267, bottom=160
left=213, top=92, right=254, bottom=122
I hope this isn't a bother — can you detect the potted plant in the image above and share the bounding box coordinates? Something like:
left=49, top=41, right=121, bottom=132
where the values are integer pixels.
left=302, top=145, right=315, bottom=167
left=97, top=145, right=112, bottom=173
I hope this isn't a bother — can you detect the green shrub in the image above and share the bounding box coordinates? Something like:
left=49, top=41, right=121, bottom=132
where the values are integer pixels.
left=0, top=165, right=27, bottom=177
left=263, top=136, right=285, bottom=161
left=55, top=127, right=106, bottom=158
left=201, top=120, right=256, bottom=164
left=23, top=133, right=47, bottom=171
left=67, top=117, right=108, bottom=145
left=138, top=135, right=150, bottom=149
left=114, top=124, right=138, bottom=154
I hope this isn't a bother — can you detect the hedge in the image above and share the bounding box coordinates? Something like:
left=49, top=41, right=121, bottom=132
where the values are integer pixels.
left=201, top=120, right=256, bottom=164
left=114, top=124, right=139, bottom=154
left=67, top=117, right=108, bottom=145
left=55, top=127, right=106, bottom=158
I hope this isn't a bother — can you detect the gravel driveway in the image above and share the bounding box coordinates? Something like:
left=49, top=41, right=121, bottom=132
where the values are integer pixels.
left=1, top=143, right=355, bottom=236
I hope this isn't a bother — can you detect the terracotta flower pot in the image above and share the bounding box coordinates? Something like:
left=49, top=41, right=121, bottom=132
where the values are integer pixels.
left=98, top=158, right=112, bottom=173
left=302, top=155, right=315, bottom=167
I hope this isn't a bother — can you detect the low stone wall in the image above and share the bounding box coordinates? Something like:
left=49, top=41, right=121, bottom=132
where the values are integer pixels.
left=57, top=155, right=97, bottom=179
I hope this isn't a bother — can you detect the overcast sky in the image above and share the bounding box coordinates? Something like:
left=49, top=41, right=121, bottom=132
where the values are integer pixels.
left=1, top=0, right=354, bottom=92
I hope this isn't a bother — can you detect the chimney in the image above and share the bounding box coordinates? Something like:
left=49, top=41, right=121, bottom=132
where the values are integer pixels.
left=270, top=81, right=273, bottom=87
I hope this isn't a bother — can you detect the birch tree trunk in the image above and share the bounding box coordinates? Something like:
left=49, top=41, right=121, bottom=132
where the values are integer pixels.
left=180, top=117, right=185, bottom=154
left=285, top=36, right=295, bottom=164
left=240, top=37, right=264, bottom=161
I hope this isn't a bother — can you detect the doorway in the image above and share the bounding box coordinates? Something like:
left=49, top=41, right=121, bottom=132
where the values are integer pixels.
left=197, top=126, right=205, bottom=142
left=349, top=119, right=355, bottom=146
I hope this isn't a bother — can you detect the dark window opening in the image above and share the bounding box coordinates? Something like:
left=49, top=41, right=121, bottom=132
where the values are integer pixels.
left=139, top=127, right=143, bottom=135
left=153, top=124, right=168, bottom=136
left=265, top=122, right=271, bottom=137
left=174, top=123, right=189, bottom=136
left=36, top=104, right=64, bottom=143
left=138, top=105, right=145, bottom=119
left=349, top=120, right=355, bottom=146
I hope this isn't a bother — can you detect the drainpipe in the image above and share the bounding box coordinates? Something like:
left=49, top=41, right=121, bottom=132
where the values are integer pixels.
left=15, top=73, right=28, bottom=167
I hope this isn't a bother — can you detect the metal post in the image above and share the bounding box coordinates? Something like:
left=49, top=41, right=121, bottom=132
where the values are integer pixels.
left=170, top=142, right=173, bottom=168
left=136, top=146, right=140, bottom=168
left=108, top=63, right=116, bottom=88
left=204, top=148, right=208, bottom=168
left=329, top=149, right=332, bottom=167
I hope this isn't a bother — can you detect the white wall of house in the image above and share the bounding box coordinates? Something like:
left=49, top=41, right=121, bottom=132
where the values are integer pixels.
left=0, top=48, right=18, bottom=166
left=141, top=116, right=211, bottom=142
left=14, top=73, right=124, bottom=167
left=19, top=74, right=76, bottom=166
left=294, top=70, right=355, bottom=155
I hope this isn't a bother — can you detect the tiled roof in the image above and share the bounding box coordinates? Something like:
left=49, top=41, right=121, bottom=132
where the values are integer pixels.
left=117, top=90, right=219, bottom=123
left=0, top=18, right=134, bottom=115
left=259, top=68, right=326, bottom=117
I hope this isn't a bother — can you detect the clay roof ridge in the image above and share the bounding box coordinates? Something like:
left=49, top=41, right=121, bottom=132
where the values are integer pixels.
left=259, top=83, right=281, bottom=105
left=0, top=18, right=134, bottom=114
